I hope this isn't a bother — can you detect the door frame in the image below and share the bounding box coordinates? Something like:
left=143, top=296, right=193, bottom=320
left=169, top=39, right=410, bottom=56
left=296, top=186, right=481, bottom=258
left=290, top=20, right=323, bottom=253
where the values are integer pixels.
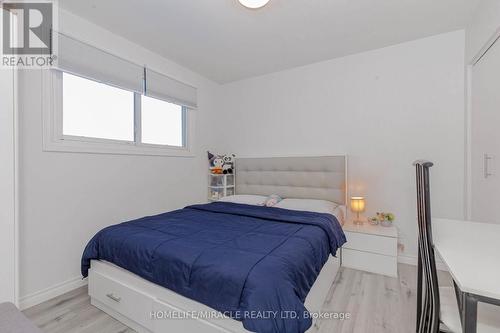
left=0, top=68, right=19, bottom=306
left=1, top=6, right=19, bottom=304
left=465, top=28, right=500, bottom=220
left=14, top=67, right=19, bottom=307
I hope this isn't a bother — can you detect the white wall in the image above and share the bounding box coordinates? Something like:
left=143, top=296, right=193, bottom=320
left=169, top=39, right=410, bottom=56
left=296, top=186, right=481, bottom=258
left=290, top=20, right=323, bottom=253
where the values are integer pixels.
left=214, top=30, right=466, bottom=259
left=18, top=9, right=220, bottom=307
left=466, top=0, right=500, bottom=62
left=0, top=66, right=17, bottom=304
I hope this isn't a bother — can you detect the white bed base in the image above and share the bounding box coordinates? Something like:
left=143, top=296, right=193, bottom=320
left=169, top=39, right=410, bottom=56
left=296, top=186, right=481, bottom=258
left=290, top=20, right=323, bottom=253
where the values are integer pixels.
left=89, top=255, right=340, bottom=333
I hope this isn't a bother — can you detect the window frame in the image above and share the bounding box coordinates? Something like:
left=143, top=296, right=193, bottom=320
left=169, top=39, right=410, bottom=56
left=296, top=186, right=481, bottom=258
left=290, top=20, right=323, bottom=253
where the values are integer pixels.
left=42, top=70, right=195, bottom=157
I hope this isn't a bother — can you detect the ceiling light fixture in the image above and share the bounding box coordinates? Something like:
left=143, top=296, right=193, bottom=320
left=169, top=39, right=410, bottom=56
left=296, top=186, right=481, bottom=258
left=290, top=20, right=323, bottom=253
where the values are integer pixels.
left=238, top=0, right=270, bottom=9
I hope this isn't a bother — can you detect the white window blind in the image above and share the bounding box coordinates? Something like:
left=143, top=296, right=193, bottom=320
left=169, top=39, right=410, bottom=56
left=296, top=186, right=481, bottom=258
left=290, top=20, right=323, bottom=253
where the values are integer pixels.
left=53, top=31, right=198, bottom=108
left=145, top=68, right=197, bottom=109
left=55, top=32, right=144, bottom=93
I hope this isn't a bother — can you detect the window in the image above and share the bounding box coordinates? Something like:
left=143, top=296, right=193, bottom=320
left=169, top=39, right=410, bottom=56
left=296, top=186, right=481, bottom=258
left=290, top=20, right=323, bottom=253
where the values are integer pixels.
left=44, top=32, right=197, bottom=157
left=63, top=73, right=135, bottom=141
left=53, top=72, right=189, bottom=155
left=141, top=95, right=185, bottom=147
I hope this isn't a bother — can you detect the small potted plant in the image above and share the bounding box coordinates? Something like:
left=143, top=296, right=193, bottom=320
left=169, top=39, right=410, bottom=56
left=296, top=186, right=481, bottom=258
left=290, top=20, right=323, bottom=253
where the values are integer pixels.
left=376, top=212, right=395, bottom=227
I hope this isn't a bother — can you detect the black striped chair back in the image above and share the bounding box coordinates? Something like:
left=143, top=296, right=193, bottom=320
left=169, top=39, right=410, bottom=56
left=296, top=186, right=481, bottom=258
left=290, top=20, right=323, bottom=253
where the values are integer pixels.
left=414, top=160, right=441, bottom=333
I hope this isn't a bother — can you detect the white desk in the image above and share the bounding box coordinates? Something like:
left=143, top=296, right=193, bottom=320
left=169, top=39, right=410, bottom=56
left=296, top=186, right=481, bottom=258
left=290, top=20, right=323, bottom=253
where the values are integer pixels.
left=433, top=218, right=500, bottom=333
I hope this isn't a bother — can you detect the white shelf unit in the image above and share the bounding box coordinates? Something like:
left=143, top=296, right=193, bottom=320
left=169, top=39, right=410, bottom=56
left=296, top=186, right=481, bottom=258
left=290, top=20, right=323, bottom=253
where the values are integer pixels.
left=208, top=174, right=235, bottom=202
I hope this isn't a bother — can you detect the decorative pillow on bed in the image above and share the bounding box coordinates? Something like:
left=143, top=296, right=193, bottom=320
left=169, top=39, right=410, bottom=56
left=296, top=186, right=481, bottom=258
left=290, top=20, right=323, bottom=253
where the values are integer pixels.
left=274, top=198, right=339, bottom=215
left=218, top=195, right=267, bottom=206
left=263, top=194, right=283, bottom=207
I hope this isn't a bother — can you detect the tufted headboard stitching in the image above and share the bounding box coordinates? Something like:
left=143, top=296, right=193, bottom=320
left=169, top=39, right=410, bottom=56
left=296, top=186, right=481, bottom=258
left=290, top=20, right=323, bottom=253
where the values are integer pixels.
left=235, top=156, right=347, bottom=205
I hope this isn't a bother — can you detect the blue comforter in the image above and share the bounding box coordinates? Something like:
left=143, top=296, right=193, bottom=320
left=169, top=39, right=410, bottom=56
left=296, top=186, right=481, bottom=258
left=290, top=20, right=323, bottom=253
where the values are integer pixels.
left=81, top=202, right=346, bottom=333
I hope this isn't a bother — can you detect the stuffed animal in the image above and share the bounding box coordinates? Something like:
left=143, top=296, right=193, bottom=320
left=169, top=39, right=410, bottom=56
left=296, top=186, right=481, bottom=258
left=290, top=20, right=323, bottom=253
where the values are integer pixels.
left=264, top=194, right=283, bottom=207
left=222, top=154, right=235, bottom=174
left=208, top=151, right=223, bottom=174
left=208, top=151, right=235, bottom=174
left=213, top=156, right=225, bottom=174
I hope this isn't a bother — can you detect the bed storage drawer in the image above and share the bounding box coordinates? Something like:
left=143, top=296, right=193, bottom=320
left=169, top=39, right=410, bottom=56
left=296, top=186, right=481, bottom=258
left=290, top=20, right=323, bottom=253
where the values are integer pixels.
left=89, top=270, right=154, bottom=330
left=152, top=299, right=241, bottom=333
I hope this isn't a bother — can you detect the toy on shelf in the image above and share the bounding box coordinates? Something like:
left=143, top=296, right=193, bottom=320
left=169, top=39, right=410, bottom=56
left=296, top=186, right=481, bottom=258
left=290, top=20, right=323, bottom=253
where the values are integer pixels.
left=222, top=154, right=235, bottom=174
left=207, top=151, right=236, bottom=202
left=208, top=151, right=235, bottom=174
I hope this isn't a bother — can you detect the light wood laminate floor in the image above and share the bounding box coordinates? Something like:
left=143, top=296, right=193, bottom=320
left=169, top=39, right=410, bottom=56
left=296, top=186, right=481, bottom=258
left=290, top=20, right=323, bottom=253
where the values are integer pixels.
left=23, top=264, right=451, bottom=333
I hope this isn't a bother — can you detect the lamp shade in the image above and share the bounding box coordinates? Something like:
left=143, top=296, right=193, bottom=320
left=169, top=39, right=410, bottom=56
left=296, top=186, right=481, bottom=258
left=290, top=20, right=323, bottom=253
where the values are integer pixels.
left=238, top=0, right=270, bottom=9
left=350, top=196, right=366, bottom=213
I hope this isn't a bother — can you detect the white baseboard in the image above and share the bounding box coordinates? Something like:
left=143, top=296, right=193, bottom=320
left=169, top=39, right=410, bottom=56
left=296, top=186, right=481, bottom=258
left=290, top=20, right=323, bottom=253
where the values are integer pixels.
left=398, top=255, right=448, bottom=272
left=19, top=276, right=88, bottom=310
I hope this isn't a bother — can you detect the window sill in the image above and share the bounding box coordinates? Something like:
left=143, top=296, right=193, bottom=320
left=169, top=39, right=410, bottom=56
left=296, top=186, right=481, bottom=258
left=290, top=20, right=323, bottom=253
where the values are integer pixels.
left=43, top=137, right=195, bottom=157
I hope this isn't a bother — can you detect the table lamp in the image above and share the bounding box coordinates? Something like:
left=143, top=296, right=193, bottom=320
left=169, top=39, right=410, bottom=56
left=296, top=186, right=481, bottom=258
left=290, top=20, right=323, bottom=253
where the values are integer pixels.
left=350, top=196, right=366, bottom=225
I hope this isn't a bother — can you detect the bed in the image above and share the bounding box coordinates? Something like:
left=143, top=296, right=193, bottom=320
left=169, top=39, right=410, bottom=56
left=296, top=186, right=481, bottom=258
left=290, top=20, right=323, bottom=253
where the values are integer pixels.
left=82, top=156, right=348, bottom=333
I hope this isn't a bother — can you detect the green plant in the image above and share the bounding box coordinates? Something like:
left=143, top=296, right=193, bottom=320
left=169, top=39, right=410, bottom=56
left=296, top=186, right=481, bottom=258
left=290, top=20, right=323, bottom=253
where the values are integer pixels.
left=374, top=212, right=395, bottom=223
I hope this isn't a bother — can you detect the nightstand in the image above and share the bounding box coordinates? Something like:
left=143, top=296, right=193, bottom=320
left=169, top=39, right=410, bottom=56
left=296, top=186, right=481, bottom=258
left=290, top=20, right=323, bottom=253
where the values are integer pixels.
left=341, top=219, right=398, bottom=277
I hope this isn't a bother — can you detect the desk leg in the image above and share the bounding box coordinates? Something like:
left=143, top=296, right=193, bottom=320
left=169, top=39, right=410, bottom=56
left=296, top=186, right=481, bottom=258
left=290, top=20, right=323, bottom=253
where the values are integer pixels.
left=462, top=293, right=478, bottom=333
left=453, top=281, right=464, bottom=327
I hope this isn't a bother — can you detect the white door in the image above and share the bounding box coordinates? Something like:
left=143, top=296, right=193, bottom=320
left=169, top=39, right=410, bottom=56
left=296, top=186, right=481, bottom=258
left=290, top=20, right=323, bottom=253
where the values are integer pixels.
left=0, top=51, right=17, bottom=302
left=471, top=38, right=500, bottom=223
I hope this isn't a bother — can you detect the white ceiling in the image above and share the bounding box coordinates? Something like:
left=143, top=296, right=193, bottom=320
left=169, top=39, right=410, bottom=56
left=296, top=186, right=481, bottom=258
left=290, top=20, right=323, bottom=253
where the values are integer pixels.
left=59, top=0, right=479, bottom=83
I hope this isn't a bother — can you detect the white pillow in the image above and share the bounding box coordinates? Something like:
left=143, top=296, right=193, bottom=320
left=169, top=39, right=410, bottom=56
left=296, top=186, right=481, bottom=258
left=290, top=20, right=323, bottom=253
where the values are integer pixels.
left=274, top=198, right=339, bottom=215
left=219, top=195, right=267, bottom=206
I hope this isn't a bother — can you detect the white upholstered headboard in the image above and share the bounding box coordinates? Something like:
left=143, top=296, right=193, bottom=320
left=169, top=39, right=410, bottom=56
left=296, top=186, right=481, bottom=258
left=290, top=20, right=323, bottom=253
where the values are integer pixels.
left=235, top=156, right=347, bottom=205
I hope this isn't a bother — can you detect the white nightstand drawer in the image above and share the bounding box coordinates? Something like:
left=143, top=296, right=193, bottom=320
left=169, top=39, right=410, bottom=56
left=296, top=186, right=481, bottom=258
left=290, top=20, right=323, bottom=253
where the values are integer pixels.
left=344, top=231, right=397, bottom=256
left=342, top=249, right=397, bottom=277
